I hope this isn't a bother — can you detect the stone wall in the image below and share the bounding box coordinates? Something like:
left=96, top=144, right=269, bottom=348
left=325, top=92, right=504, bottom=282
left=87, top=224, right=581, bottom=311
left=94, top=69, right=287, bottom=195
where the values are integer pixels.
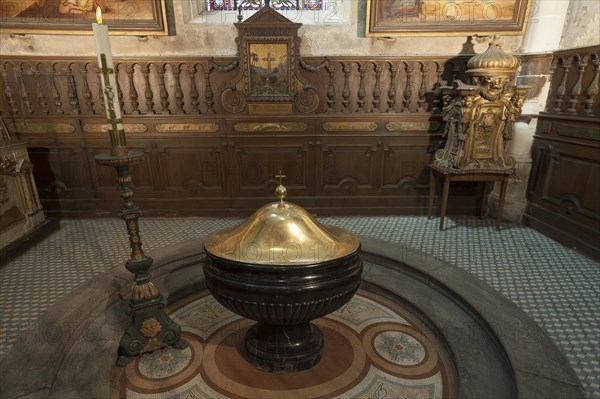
left=0, top=1, right=522, bottom=58
left=559, top=0, right=600, bottom=50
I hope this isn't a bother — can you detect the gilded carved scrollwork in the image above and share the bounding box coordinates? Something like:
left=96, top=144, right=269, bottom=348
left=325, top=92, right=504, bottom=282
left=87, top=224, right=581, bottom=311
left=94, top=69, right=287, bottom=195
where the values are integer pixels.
left=222, top=88, right=247, bottom=114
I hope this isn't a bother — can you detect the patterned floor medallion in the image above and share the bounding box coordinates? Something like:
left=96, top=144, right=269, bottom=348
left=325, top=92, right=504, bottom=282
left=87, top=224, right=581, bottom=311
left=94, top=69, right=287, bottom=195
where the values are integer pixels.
left=111, top=289, right=457, bottom=399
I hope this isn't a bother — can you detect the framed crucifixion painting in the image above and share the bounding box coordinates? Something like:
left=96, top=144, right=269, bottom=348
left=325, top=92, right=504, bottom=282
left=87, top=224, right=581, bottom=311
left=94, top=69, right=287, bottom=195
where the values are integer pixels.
left=248, top=42, right=291, bottom=99
left=220, top=2, right=319, bottom=114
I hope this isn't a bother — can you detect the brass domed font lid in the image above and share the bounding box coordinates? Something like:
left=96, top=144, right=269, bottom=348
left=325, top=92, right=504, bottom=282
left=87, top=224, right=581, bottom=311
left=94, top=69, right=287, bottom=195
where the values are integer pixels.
left=204, top=172, right=360, bottom=266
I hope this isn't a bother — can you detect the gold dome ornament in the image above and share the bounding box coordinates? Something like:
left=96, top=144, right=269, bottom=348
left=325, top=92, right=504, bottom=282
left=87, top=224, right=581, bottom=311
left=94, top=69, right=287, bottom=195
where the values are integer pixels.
left=204, top=171, right=360, bottom=265
left=466, top=35, right=520, bottom=77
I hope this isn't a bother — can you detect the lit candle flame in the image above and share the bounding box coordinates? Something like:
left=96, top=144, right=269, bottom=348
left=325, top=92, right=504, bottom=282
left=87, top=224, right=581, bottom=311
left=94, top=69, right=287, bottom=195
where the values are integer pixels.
left=96, top=6, right=102, bottom=24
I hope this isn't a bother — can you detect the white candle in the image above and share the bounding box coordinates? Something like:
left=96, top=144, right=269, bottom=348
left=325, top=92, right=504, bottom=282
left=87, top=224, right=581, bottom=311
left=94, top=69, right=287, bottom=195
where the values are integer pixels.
left=92, top=9, right=123, bottom=129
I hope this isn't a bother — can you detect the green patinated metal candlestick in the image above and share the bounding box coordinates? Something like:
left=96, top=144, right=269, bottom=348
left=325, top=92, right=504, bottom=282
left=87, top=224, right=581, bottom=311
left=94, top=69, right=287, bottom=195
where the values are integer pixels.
left=94, top=55, right=187, bottom=367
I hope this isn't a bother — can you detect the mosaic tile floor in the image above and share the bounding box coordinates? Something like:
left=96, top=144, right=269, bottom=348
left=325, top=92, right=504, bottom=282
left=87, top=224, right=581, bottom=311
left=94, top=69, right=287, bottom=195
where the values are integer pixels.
left=1, top=216, right=599, bottom=398
left=114, top=290, right=457, bottom=398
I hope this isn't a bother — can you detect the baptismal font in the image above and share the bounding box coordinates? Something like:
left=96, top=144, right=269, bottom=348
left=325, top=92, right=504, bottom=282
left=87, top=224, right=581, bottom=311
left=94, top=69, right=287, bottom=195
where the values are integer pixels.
left=204, top=172, right=363, bottom=372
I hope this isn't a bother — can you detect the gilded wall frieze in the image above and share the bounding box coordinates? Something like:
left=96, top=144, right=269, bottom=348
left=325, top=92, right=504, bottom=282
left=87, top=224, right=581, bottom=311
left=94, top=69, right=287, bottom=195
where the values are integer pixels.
left=84, top=124, right=148, bottom=134
left=323, top=122, right=377, bottom=132
left=155, top=123, right=219, bottom=133
left=234, top=123, right=308, bottom=132
left=386, top=122, right=441, bottom=132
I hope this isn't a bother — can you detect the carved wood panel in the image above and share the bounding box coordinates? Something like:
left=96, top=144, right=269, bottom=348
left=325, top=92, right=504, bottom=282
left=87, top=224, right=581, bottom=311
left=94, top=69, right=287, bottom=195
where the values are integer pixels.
left=232, top=138, right=310, bottom=194
left=525, top=114, right=600, bottom=261
left=159, top=140, right=224, bottom=195
left=26, top=140, right=91, bottom=196
left=381, top=145, right=432, bottom=193
left=318, top=140, right=379, bottom=194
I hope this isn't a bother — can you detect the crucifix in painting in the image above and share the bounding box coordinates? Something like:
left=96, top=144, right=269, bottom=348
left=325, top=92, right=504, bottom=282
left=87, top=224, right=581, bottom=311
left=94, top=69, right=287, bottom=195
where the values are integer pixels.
left=249, top=43, right=289, bottom=96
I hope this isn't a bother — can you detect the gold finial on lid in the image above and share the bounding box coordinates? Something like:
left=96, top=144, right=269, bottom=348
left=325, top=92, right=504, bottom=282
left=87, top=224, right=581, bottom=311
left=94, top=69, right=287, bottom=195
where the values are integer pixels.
left=275, top=170, right=287, bottom=208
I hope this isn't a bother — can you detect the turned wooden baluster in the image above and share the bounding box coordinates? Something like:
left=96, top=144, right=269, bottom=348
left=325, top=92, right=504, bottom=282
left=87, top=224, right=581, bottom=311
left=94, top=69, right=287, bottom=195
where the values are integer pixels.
left=431, top=61, right=444, bottom=113
left=156, top=63, right=170, bottom=114
left=50, top=63, right=64, bottom=115
left=115, top=63, right=125, bottom=114
left=66, top=63, right=80, bottom=114
left=371, top=62, right=382, bottom=113
left=125, top=63, right=140, bottom=114
left=356, top=62, right=367, bottom=112
left=172, top=63, right=185, bottom=114
left=188, top=63, right=201, bottom=114
left=567, top=55, right=587, bottom=114
left=80, top=63, right=95, bottom=114
left=341, top=62, right=351, bottom=113
left=402, top=62, right=413, bottom=113
left=452, top=64, right=460, bottom=83
left=34, top=63, right=49, bottom=115
left=325, top=61, right=336, bottom=112
left=1, top=63, right=19, bottom=114
left=417, top=61, right=429, bottom=112
left=584, top=55, right=600, bottom=115
left=142, top=63, right=155, bottom=114
left=387, top=62, right=398, bottom=113
left=553, top=57, right=571, bottom=112
left=17, top=63, right=33, bottom=115
left=204, top=63, right=215, bottom=114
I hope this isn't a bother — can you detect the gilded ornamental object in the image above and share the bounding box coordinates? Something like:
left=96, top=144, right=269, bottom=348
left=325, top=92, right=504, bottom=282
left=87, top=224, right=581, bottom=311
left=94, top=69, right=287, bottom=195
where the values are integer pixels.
left=433, top=36, right=528, bottom=174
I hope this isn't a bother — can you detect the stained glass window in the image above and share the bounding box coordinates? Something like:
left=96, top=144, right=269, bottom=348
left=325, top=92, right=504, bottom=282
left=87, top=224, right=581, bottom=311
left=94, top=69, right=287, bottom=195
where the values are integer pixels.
left=192, top=0, right=347, bottom=25
left=207, top=0, right=326, bottom=12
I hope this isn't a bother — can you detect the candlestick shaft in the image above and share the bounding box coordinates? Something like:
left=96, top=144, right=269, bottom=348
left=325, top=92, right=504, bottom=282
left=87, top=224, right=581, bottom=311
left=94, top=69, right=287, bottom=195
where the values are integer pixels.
left=93, top=22, right=127, bottom=157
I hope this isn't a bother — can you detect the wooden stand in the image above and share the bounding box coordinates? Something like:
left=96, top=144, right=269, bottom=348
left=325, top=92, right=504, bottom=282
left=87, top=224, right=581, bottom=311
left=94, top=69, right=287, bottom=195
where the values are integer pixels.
left=427, top=166, right=510, bottom=231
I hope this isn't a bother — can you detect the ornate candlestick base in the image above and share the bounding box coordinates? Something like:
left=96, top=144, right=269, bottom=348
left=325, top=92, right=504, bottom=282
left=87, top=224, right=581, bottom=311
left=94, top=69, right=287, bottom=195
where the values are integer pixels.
left=95, top=151, right=187, bottom=367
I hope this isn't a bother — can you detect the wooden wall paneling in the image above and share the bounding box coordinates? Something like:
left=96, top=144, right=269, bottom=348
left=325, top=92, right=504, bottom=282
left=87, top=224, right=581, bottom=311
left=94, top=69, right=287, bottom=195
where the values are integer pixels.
left=231, top=136, right=311, bottom=194
left=542, top=144, right=599, bottom=220
left=318, top=135, right=380, bottom=195
left=381, top=143, right=431, bottom=192
left=525, top=113, right=600, bottom=260
left=158, top=136, right=225, bottom=196
left=25, top=138, right=94, bottom=214
left=2, top=55, right=479, bottom=217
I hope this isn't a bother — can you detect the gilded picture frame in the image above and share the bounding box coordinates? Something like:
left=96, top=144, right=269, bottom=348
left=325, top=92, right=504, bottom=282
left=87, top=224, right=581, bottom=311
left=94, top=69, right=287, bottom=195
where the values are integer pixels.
left=366, top=0, right=530, bottom=37
left=0, top=0, right=169, bottom=35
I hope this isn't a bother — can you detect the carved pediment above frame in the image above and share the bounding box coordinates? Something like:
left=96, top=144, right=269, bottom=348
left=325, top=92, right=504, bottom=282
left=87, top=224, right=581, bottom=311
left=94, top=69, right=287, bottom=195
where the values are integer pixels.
left=220, top=2, right=319, bottom=114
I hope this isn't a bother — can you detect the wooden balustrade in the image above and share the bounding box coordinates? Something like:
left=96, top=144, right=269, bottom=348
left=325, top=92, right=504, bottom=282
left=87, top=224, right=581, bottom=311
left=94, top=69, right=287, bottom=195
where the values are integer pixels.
left=0, top=54, right=479, bottom=218
left=546, top=46, right=600, bottom=116
left=1, top=55, right=470, bottom=117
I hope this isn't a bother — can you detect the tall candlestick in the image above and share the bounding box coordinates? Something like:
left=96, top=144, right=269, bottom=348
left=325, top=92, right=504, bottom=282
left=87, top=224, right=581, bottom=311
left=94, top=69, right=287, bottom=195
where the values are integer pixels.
left=92, top=7, right=127, bottom=157
left=92, top=7, right=187, bottom=366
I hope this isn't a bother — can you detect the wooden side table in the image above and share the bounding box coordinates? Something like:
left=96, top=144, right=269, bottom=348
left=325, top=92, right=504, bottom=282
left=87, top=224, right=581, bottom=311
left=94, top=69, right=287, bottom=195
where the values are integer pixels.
left=427, top=166, right=510, bottom=231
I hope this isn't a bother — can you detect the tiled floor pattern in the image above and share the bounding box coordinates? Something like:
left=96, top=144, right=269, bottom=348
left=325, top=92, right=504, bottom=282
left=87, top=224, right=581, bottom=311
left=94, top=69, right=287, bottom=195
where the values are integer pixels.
left=1, top=216, right=599, bottom=398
